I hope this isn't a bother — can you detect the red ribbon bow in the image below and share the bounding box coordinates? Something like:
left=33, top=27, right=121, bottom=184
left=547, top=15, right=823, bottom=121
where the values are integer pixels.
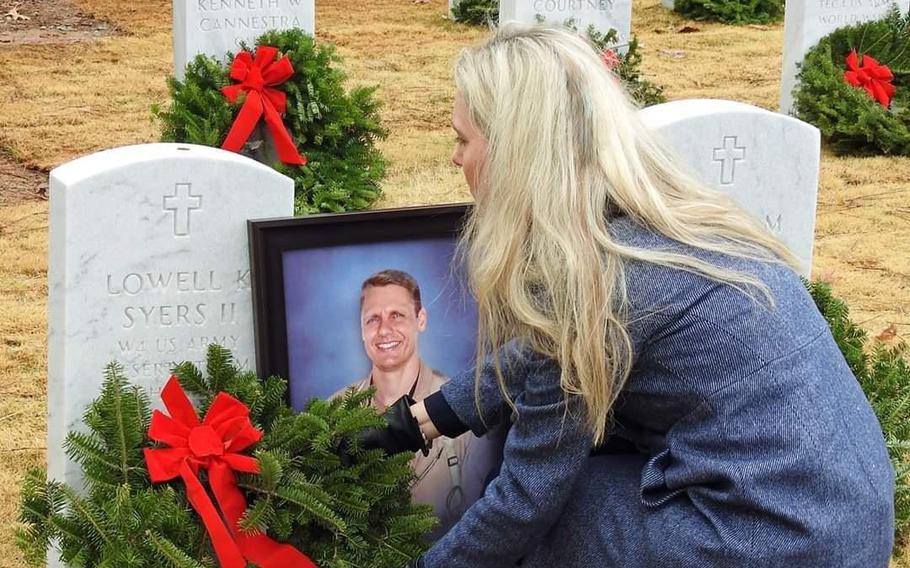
left=144, top=376, right=316, bottom=568
left=844, top=50, right=896, bottom=108
left=221, top=46, right=308, bottom=166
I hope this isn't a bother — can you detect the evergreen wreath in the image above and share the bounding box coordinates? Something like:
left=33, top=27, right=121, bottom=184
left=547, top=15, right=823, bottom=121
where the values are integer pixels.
left=156, top=29, right=388, bottom=215
left=450, top=0, right=499, bottom=26
left=583, top=26, right=667, bottom=108
left=533, top=18, right=666, bottom=107
left=17, top=345, right=435, bottom=568
left=672, top=0, right=784, bottom=24
left=793, top=7, right=910, bottom=156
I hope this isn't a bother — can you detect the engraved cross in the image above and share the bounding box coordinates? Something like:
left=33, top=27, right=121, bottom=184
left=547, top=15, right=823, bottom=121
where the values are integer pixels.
left=712, top=136, right=746, bottom=185
left=163, top=183, right=202, bottom=237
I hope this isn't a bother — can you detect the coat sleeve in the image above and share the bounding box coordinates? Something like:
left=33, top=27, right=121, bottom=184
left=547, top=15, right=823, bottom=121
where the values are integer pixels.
left=422, top=354, right=594, bottom=567
left=435, top=341, right=535, bottom=437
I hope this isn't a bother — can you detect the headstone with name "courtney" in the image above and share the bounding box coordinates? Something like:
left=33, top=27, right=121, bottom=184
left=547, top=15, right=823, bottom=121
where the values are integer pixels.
left=499, top=0, right=633, bottom=45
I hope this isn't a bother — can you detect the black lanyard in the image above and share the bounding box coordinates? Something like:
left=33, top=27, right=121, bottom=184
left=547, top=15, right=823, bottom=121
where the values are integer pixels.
left=369, top=366, right=421, bottom=404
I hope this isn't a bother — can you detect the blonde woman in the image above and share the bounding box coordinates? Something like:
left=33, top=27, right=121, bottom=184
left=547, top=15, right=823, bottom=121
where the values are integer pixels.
left=359, top=23, right=895, bottom=567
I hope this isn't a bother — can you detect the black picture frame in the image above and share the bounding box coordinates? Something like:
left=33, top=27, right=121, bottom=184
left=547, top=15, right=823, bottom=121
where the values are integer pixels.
left=248, top=203, right=508, bottom=537
left=248, top=203, right=472, bottom=391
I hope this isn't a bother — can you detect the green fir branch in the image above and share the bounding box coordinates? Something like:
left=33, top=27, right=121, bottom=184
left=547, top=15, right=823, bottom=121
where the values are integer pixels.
left=146, top=531, right=210, bottom=568
left=204, top=343, right=236, bottom=395
left=19, top=343, right=433, bottom=567
left=450, top=0, right=499, bottom=25
left=172, top=360, right=210, bottom=398
left=60, top=484, right=115, bottom=548
left=65, top=431, right=123, bottom=480
left=673, top=0, right=784, bottom=24
left=237, top=498, right=273, bottom=535
left=15, top=470, right=56, bottom=566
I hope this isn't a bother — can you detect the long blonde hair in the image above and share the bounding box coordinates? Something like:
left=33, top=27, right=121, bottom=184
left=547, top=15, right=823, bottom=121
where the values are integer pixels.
left=455, top=23, right=799, bottom=444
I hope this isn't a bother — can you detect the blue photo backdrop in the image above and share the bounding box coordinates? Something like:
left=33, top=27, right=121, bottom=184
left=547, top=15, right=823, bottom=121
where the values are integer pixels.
left=282, top=237, right=478, bottom=410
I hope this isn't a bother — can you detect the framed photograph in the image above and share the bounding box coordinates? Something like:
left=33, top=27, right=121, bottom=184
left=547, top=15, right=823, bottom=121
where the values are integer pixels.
left=249, top=204, right=477, bottom=401
left=249, top=204, right=502, bottom=536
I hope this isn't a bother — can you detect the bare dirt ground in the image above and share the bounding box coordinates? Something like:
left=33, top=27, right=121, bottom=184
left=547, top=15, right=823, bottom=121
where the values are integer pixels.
left=0, top=0, right=907, bottom=564
left=0, top=156, right=46, bottom=204
left=0, top=0, right=116, bottom=44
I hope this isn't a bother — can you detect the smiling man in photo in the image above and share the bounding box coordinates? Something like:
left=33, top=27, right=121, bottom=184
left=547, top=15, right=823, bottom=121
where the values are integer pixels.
left=357, top=269, right=432, bottom=410
left=334, top=269, right=477, bottom=535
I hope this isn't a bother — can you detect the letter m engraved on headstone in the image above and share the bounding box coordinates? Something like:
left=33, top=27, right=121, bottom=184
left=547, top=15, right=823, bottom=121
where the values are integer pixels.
left=163, top=183, right=202, bottom=237
left=765, top=213, right=782, bottom=233
left=712, top=136, right=746, bottom=185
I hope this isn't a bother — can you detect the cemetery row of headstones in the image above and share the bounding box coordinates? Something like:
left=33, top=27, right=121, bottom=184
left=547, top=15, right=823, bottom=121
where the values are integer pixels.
left=173, top=0, right=909, bottom=112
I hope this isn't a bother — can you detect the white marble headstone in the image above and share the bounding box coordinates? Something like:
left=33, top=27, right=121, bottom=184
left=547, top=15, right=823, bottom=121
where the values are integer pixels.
left=173, top=0, right=315, bottom=78
left=48, top=143, right=293, bottom=496
left=780, top=0, right=909, bottom=114
left=640, top=99, right=820, bottom=275
left=499, top=0, right=633, bottom=44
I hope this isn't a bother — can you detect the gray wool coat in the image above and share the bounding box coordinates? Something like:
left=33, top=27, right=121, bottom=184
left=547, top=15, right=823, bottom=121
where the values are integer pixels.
left=420, top=216, right=895, bottom=567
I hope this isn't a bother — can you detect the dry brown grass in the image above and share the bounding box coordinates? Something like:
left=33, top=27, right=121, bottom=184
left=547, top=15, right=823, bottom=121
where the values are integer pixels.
left=0, top=0, right=908, bottom=564
left=0, top=202, right=48, bottom=568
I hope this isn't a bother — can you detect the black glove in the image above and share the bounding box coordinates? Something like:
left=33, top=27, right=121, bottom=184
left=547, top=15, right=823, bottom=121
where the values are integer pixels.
left=359, top=394, right=430, bottom=457
left=337, top=395, right=430, bottom=465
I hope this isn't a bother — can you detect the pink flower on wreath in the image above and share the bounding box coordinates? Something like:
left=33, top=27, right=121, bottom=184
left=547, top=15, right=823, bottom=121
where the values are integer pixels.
left=600, top=48, right=621, bottom=70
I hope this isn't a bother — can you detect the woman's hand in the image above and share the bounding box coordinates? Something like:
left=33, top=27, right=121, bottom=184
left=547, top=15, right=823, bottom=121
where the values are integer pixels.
left=357, top=395, right=431, bottom=456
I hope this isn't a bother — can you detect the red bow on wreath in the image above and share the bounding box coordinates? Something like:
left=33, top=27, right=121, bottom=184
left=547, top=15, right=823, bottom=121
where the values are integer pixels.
left=221, top=45, right=308, bottom=166
left=844, top=50, right=896, bottom=108
left=144, top=376, right=317, bottom=568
